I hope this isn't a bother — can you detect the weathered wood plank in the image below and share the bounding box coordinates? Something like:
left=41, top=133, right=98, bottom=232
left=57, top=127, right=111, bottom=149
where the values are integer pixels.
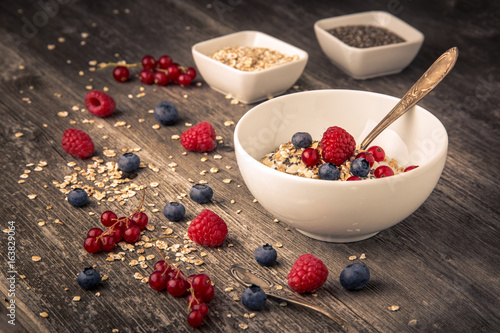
left=0, top=0, right=499, bottom=332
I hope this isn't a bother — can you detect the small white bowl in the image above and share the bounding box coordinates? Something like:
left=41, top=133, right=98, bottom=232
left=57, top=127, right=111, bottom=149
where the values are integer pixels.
left=234, top=90, right=447, bottom=243
left=192, top=30, right=308, bottom=104
left=314, top=11, right=424, bottom=79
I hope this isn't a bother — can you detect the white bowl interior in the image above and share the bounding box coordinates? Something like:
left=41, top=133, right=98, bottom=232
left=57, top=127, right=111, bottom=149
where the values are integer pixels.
left=236, top=90, right=446, bottom=167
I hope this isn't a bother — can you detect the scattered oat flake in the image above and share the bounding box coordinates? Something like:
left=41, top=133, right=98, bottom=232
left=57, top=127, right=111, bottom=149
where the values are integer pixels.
left=28, top=194, right=37, bottom=200
left=171, top=134, right=180, bottom=140
left=349, top=256, right=357, bottom=261
left=47, top=44, right=55, bottom=50
left=273, top=219, right=279, bottom=223
left=32, top=256, right=42, bottom=262
left=150, top=182, right=159, bottom=188
left=152, top=124, right=160, bottom=130
left=38, top=221, right=46, bottom=226
left=58, top=111, right=69, bottom=117
left=15, top=132, right=24, bottom=138
left=81, top=32, right=89, bottom=39
left=239, top=324, right=248, bottom=329
left=388, top=305, right=400, bottom=311
left=40, top=312, right=49, bottom=318
left=72, top=296, right=81, bottom=302
left=274, top=242, right=283, bottom=248
left=133, top=272, right=143, bottom=280
left=360, top=253, right=366, bottom=259
left=114, top=121, right=127, bottom=127
left=224, top=287, right=234, bottom=292
left=224, top=120, right=234, bottom=126
left=408, top=319, right=418, bottom=326
left=222, top=179, right=232, bottom=184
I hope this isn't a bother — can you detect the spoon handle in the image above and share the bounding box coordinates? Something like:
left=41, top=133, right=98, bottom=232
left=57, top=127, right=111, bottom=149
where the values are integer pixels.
left=264, top=289, right=350, bottom=330
left=359, top=47, right=459, bottom=151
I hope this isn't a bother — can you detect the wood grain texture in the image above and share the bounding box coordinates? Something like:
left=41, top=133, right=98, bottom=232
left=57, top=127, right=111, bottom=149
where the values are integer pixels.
left=0, top=0, right=499, bottom=332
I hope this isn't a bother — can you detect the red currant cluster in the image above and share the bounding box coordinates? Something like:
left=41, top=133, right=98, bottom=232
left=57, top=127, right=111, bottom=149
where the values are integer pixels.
left=83, top=208, right=149, bottom=254
left=108, top=55, right=197, bottom=87
left=149, top=258, right=214, bottom=327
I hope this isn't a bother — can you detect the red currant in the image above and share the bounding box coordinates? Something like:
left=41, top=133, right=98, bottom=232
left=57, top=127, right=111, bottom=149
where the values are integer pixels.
left=191, top=274, right=211, bottom=293
left=131, top=212, right=148, bottom=230
left=191, top=303, right=209, bottom=317
left=177, top=73, right=192, bottom=86
left=367, top=146, right=385, bottom=162
left=201, top=284, right=215, bottom=302
left=346, top=176, right=361, bottom=181
left=123, top=226, right=141, bottom=243
left=187, top=310, right=204, bottom=328
left=107, top=226, right=123, bottom=243
left=186, top=67, right=197, bottom=80
left=302, top=148, right=320, bottom=167
left=100, top=235, right=116, bottom=252
left=154, top=260, right=171, bottom=273
left=158, top=55, right=173, bottom=69
left=404, top=165, right=419, bottom=172
left=166, top=65, right=180, bottom=82
left=87, top=227, right=103, bottom=238
left=186, top=292, right=203, bottom=306
left=141, top=55, right=157, bottom=70
left=374, top=165, right=394, bottom=178
left=139, top=70, right=155, bottom=85
left=149, top=271, right=168, bottom=291
left=167, top=278, right=187, bottom=297
left=112, top=66, right=130, bottom=82
left=356, top=152, right=375, bottom=167
left=101, top=210, right=117, bottom=227
left=154, top=72, right=168, bottom=86
left=84, top=237, right=101, bottom=253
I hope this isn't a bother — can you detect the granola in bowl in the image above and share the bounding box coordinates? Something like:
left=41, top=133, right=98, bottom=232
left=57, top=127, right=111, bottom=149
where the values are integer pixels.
left=260, top=127, right=414, bottom=181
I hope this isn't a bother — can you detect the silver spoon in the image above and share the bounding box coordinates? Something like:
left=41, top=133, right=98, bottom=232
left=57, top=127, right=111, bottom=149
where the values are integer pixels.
left=359, top=47, right=459, bottom=151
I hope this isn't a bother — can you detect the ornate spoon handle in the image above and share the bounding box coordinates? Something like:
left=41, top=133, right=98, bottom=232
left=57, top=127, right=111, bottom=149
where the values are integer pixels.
left=359, top=47, right=458, bottom=151
left=264, top=289, right=349, bottom=330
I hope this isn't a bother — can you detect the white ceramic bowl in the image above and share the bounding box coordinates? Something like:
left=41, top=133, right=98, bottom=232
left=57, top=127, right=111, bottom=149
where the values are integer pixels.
left=314, top=11, right=424, bottom=79
left=234, top=90, right=447, bottom=242
left=192, top=30, right=308, bottom=104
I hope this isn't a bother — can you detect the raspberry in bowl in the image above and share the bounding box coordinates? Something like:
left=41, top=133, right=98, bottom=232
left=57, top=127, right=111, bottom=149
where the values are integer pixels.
left=234, top=90, right=448, bottom=242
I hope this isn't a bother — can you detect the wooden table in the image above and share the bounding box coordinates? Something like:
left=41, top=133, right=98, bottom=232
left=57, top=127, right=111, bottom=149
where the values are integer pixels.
left=1, top=1, right=499, bottom=332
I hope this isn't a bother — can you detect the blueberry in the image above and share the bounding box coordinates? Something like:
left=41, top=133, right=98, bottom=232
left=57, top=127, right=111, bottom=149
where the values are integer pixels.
left=339, top=263, right=370, bottom=291
left=163, top=202, right=185, bottom=222
left=77, top=267, right=101, bottom=290
left=291, top=132, right=312, bottom=148
left=318, top=163, right=340, bottom=180
left=189, top=184, right=213, bottom=204
left=241, top=284, right=267, bottom=311
left=68, top=188, right=88, bottom=207
left=351, top=158, right=370, bottom=178
left=254, top=244, right=277, bottom=266
left=118, top=153, right=140, bottom=173
left=154, top=101, right=178, bottom=125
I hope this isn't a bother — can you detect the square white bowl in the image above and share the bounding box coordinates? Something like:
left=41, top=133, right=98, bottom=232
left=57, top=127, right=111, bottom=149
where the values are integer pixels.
left=192, top=30, right=308, bottom=104
left=314, top=11, right=424, bottom=79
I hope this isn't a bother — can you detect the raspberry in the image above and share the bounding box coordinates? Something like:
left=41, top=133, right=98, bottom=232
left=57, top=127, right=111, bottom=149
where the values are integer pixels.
left=188, top=209, right=227, bottom=247
left=180, top=122, right=216, bottom=152
left=62, top=128, right=95, bottom=159
left=320, top=126, right=356, bottom=166
left=287, top=254, right=328, bottom=293
left=84, top=90, right=116, bottom=117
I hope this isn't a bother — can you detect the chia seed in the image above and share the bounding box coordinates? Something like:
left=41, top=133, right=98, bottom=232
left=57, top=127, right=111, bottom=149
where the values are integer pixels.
left=328, top=25, right=405, bottom=48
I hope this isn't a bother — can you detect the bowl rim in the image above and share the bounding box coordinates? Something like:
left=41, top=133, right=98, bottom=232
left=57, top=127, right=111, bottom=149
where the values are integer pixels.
left=191, top=30, right=309, bottom=76
left=314, top=11, right=424, bottom=53
left=234, top=89, right=448, bottom=187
